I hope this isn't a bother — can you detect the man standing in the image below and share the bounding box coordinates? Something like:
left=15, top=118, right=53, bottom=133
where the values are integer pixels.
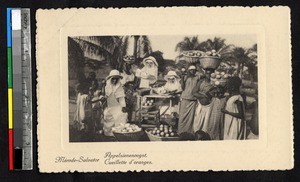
left=178, top=65, right=199, bottom=134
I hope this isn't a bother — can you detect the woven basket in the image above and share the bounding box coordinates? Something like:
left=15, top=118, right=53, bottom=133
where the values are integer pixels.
left=199, top=56, right=221, bottom=70
left=113, top=130, right=144, bottom=142
left=184, top=56, right=200, bottom=64
left=145, top=129, right=179, bottom=141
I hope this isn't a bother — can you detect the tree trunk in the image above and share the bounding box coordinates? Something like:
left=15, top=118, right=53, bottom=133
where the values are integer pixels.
left=236, top=62, right=241, bottom=77
left=239, top=63, right=244, bottom=78
left=133, top=36, right=139, bottom=58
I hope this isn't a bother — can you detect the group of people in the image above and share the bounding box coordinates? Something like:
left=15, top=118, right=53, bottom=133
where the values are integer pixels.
left=72, top=56, right=160, bottom=136
left=178, top=65, right=247, bottom=140
left=73, top=55, right=254, bottom=140
left=73, top=71, right=103, bottom=134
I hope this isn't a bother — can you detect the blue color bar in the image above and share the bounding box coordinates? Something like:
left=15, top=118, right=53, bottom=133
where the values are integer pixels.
left=7, top=8, right=12, bottom=47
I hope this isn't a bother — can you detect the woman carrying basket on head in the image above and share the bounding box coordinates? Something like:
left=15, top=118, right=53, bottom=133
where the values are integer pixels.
left=192, top=69, right=215, bottom=135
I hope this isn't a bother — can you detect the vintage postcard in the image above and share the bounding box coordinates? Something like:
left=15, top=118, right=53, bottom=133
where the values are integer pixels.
left=36, top=7, right=293, bottom=172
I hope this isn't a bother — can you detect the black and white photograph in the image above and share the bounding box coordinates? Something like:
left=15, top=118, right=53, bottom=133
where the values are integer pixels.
left=37, top=7, right=293, bottom=172
left=68, top=35, right=259, bottom=142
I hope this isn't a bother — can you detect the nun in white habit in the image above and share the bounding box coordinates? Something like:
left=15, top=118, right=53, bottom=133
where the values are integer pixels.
left=103, top=70, right=128, bottom=136
left=135, top=56, right=158, bottom=88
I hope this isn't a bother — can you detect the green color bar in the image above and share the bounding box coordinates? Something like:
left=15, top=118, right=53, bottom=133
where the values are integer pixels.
left=7, top=47, right=12, bottom=88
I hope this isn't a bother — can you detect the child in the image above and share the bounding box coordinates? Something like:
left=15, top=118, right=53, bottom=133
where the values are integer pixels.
left=73, top=86, right=92, bottom=132
left=206, top=85, right=226, bottom=140
left=222, top=77, right=246, bottom=140
left=91, top=88, right=105, bottom=133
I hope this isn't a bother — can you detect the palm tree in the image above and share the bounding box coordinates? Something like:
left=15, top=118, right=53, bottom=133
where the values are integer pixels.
left=245, top=44, right=258, bottom=81
left=230, top=47, right=247, bottom=77
left=110, top=36, right=129, bottom=71
left=200, top=37, right=227, bottom=52
left=175, top=36, right=234, bottom=66
left=131, top=35, right=153, bottom=66
left=132, top=35, right=153, bottom=59
left=68, top=37, right=85, bottom=80
left=133, top=35, right=139, bottom=59
left=71, top=36, right=129, bottom=71
left=175, top=36, right=202, bottom=52
left=73, top=36, right=117, bottom=61
left=136, top=35, right=152, bottom=59
left=175, top=36, right=228, bottom=53
left=248, top=43, right=257, bottom=62
left=175, top=36, right=202, bottom=64
left=229, top=45, right=257, bottom=78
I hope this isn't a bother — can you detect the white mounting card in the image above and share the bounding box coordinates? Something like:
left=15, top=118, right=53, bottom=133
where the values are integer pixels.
left=36, top=7, right=293, bottom=172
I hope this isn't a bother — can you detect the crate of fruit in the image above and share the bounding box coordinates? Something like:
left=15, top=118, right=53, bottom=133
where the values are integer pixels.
left=112, top=123, right=144, bottom=141
left=145, top=125, right=180, bottom=141
left=141, top=98, right=155, bottom=111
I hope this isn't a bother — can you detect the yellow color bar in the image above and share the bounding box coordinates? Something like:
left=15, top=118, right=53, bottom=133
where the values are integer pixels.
left=8, top=88, right=13, bottom=129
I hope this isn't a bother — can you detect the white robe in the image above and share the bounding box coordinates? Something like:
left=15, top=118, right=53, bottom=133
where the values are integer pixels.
left=103, top=79, right=127, bottom=136
left=136, top=66, right=158, bottom=88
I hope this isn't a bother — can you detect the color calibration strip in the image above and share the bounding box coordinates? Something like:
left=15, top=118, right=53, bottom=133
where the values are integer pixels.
left=7, top=8, right=14, bottom=170
left=7, top=8, right=33, bottom=170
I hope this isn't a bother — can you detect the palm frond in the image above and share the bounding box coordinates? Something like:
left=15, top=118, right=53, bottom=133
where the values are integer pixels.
left=137, top=35, right=152, bottom=58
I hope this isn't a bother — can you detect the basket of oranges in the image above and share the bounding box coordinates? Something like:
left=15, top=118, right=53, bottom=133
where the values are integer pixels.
left=210, top=71, right=231, bottom=86
left=182, top=50, right=221, bottom=70
left=145, top=125, right=179, bottom=141
left=112, top=123, right=144, bottom=141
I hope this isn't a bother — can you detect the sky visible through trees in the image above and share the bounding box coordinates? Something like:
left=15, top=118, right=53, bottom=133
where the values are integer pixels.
left=128, top=34, right=257, bottom=59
